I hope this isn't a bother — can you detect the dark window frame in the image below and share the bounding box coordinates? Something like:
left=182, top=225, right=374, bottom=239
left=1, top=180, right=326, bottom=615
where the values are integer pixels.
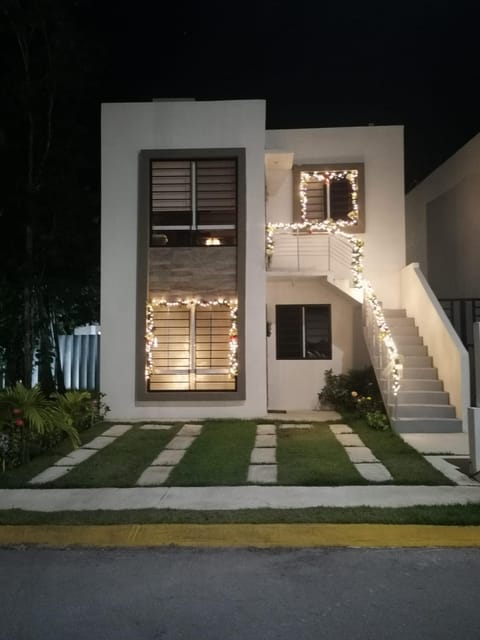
left=292, top=163, right=365, bottom=232
left=276, top=304, right=332, bottom=360
left=150, top=158, right=238, bottom=248
left=136, top=148, right=246, bottom=402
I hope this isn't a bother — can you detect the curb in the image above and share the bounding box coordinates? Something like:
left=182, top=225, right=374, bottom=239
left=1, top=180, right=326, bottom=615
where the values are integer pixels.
left=1, top=523, right=479, bottom=548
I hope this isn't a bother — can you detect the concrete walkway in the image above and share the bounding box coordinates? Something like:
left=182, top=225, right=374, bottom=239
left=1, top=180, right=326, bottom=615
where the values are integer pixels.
left=1, top=484, right=479, bottom=512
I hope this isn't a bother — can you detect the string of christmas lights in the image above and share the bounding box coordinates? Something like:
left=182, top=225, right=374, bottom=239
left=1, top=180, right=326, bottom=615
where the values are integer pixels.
left=266, top=221, right=400, bottom=396
left=300, top=169, right=359, bottom=224
left=145, top=298, right=239, bottom=381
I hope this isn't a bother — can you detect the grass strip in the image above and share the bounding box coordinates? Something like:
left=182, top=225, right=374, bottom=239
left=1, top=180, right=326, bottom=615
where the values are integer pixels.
left=277, top=423, right=365, bottom=485
left=0, top=421, right=112, bottom=489
left=0, top=504, right=480, bottom=526
left=167, top=420, right=256, bottom=486
left=46, top=425, right=179, bottom=488
left=346, top=414, right=455, bottom=485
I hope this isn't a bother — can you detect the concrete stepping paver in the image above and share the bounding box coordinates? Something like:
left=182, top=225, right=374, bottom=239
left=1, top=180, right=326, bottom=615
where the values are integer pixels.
left=256, top=425, right=276, bottom=435
left=345, top=447, right=379, bottom=464
left=84, top=436, right=117, bottom=450
left=54, top=448, right=97, bottom=466
left=250, top=448, right=276, bottom=464
left=136, top=423, right=203, bottom=486
left=102, top=424, right=132, bottom=437
left=247, top=464, right=277, bottom=484
left=329, top=424, right=353, bottom=434
left=29, top=465, right=75, bottom=485
left=139, top=424, right=174, bottom=431
left=355, top=462, right=393, bottom=483
left=278, top=423, right=312, bottom=430
left=137, top=466, right=172, bottom=486
left=177, top=424, right=203, bottom=437
left=255, top=434, right=276, bottom=448
left=335, top=433, right=364, bottom=447
left=151, top=449, right=186, bottom=466
left=165, top=436, right=196, bottom=450
left=425, top=455, right=480, bottom=486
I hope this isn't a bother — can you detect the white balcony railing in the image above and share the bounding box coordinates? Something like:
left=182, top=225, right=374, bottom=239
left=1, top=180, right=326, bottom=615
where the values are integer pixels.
left=267, top=230, right=352, bottom=280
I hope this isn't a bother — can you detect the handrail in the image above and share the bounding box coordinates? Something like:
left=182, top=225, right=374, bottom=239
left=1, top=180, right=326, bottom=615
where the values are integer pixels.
left=362, top=281, right=402, bottom=415
left=266, top=219, right=401, bottom=409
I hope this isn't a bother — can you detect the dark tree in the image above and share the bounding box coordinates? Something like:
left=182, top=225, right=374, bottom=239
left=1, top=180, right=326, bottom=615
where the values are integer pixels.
left=0, top=0, right=102, bottom=391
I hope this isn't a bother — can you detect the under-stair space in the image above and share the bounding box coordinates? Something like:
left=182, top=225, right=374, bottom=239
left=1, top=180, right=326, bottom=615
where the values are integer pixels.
left=381, top=309, right=463, bottom=433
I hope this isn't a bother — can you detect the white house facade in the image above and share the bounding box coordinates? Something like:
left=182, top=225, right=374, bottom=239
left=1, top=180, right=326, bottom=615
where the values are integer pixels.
left=101, top=99, right=469, bottom=432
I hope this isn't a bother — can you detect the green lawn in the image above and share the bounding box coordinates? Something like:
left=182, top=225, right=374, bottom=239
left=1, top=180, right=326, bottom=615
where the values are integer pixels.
left=1, top=504, right=480, bottom=526
left=0, top=421, right=110, bottom=489
left=345, top=414, right=452, bottom=485
left=167, top=420, right=256, bottom=486
left=0, top=416, right=457, bottom=488
left=277, top=423, right=365, bottom=485
left=48, top=425, right=180, bottom=488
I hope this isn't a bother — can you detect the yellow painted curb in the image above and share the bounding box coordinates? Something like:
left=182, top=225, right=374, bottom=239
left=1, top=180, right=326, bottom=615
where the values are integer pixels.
left=0, top=524, right=479, bottom=547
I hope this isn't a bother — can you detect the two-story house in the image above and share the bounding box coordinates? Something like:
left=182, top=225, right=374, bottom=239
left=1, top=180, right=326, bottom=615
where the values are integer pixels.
left=101, top=99, right=469, bottom=432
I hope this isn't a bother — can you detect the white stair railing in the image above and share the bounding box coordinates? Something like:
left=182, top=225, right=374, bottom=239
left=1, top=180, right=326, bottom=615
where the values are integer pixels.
left=362, top=283, right=403, bottom=418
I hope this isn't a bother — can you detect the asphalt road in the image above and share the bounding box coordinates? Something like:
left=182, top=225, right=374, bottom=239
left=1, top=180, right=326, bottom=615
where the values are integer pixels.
left=1, top=546, right=479, bottom=639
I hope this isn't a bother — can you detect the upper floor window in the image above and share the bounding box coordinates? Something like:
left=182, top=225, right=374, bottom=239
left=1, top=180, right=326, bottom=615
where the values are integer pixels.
left=293, top=163, right=365, bottom=232
left=150, top=158, right=237, bottom=247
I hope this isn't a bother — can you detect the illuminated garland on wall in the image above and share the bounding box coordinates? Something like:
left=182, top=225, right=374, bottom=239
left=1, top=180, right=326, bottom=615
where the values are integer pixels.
left=266, top=220, right=364, bottom=288
left=145, top=298, right=238, bottom=381
left=266, top=171, right=401, bottom=395
left=300, top=169, right=359, bottom=224
left=363, top=282, right=401, bottom=395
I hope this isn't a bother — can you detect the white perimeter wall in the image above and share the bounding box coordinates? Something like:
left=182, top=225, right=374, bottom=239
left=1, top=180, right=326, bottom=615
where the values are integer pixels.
left=265, top=126, right=406, bottom=307
left=101, top=100, right=267, bottom=420
left=406, top=132, right=480, bottom=297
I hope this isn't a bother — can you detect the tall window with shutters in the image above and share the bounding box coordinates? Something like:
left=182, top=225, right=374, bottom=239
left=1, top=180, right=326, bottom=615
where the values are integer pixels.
left=150, top=159, right=237, bottom=247
left=137, top=149, right=245, bottom=400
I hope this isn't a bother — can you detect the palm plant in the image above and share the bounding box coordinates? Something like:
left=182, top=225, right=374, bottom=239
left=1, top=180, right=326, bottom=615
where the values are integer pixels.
left=52, top=390, right=96, bottom=431
left=0, top=383, right=80, bottom=464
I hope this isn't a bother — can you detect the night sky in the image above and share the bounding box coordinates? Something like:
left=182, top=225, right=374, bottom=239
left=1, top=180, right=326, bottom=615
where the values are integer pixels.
left=68, top=0, right=480, bottom=191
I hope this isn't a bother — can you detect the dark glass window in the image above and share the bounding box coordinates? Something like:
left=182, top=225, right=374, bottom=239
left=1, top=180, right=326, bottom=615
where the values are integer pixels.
left=276, top=305, right=331, bottom=360
left=150, top=158, right=237, bottom=247
left=292, top=164, right=365, bottom=232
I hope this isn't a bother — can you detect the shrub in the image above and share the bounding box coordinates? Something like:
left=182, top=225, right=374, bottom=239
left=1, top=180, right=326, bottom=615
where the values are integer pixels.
left=319, top=367, right=390, bottom=430
left=52, top=390, right=109, bottom=432
left=0, top=383, right=80, bottom=468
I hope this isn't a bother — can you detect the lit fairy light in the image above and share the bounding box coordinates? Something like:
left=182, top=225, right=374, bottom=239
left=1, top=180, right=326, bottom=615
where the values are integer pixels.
left=266, top=204, right=401, bottom=398
left=300, top=169, right=359, bottom=225
left=145, top=297, right=239, bottom=381
left=145, top=303, right=155, bottom=380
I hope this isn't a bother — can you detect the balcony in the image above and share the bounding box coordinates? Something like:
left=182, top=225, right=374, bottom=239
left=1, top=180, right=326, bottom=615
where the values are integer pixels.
left=266, top=228, right=363, bottom=301
left=267, top=228, right=351, bottom=274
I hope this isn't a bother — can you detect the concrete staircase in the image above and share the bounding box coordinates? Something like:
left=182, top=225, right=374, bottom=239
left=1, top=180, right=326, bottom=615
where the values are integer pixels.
left=383, top=309, right=463, bottom=433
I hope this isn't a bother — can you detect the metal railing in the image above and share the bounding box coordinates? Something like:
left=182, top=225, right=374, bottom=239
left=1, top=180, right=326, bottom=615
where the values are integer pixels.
left=267, top=229, right=353, bottom=282
left=362, top=285, right=402, bottom=418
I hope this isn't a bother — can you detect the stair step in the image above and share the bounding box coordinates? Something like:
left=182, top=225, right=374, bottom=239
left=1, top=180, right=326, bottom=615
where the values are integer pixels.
left=396, top=344, right=428, bottom=356
left=393, top=334, right=424, bottom=346
left=391, top=418, right=464, bottom=434
left=386, top=316, right=416, bottom=326
left=392, top=403, right=456, bottom=418
left=397, top=390, right=450, bottom=404
left=400, top=379, right=443, bottom=391
left=383, top=309, right=407, bottom=317
left=402, top=367, right=438, bottom=380
left=402, top=355, right=433, bottom=367
left=389, top=325, right=419, bottom=336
